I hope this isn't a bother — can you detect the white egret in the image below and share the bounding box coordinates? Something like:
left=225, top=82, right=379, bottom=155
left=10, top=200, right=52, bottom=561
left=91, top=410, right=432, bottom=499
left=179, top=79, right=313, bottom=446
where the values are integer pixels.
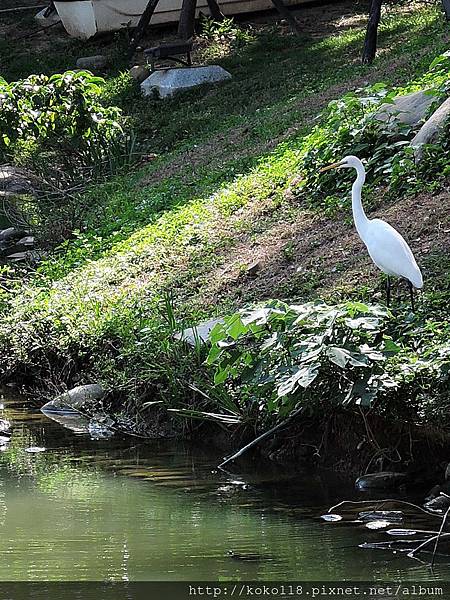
left=321, top=155, right=423, bottom=310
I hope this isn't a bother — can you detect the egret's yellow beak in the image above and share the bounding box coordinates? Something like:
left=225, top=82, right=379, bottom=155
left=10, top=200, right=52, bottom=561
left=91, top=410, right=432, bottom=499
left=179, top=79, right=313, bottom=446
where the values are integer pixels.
left=320, top=161, right=344, bottom=172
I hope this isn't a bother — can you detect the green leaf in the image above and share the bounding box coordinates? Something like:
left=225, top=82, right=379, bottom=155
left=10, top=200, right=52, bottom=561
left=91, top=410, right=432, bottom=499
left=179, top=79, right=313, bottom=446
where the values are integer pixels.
left=327, top=346, right=350, bottom=368
left=277, top=364, right=319, bottom=396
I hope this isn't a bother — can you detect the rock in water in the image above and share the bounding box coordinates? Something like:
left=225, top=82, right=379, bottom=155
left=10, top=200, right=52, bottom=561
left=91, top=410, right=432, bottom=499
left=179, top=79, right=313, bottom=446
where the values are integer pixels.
left=374, top=90, right=437, bottom=127
left=42, top=384, right=106, bottom=412
left=412, top=97, right=450, bottom=163
left=424, top=494, right=450, bottom=515
left=355, top=472, right=408, bottom=491
left=141, top=66, right=232, bottom=99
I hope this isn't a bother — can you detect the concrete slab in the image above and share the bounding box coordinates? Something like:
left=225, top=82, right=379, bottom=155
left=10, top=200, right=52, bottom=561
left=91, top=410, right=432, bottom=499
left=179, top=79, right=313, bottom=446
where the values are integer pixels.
left=141, top=66, right=232, bottom=99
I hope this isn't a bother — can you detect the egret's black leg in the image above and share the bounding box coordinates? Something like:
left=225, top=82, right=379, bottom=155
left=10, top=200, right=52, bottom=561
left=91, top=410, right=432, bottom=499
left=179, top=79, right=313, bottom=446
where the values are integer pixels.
left=408, top=280, right=415, bottom=312
left=386, top=276, right=391, bottom=307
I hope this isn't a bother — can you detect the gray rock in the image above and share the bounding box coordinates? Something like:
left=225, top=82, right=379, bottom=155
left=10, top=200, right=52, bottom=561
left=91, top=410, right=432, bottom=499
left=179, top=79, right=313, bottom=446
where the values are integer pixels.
left=0, top=227, right=22, bottom=242
left=412, top=96, right=450, bottom=163
left=355, top=471, right=408, bottom=491
left=0, top=419, right=10, bottom=433
left=141, top=66, right=232, bottom=99
left=129, top=65, right=151, bottom=83
left=6, top=250, right=41, bottom=263
left=0, top=166, right=35, bottom=195
left=76, top=55, right=108, bottom=71
left=174, top=317, right=224, bottom=346
left=17, top=236, right=34, bottom=246
left=446, top=463, right=450, bottom=481
left=42, top=384, right=106, bottom=412
left=374, top=90, right=437, bottom=127
left=424, top=494, right=450, bottom=514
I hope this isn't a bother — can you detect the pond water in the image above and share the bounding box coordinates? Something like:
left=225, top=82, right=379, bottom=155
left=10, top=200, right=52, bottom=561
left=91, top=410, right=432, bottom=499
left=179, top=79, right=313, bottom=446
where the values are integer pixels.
left=0, top=393, right=449, bottom=585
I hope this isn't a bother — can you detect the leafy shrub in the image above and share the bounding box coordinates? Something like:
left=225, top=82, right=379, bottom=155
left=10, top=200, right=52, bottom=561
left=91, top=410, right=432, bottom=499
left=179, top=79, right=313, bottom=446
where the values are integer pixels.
left=291, top=52, right=450, bottom=213
left=207, top=301, right=398, bottom=418
left=0, top=71, right=125, bottom=165
left=0, top=71, right=132, bottom=242
left=205, top=300, right=450, bottom=426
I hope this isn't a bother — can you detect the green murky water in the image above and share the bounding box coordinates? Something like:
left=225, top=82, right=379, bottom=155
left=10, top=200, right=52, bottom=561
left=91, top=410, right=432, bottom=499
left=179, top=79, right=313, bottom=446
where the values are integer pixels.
left=0, top=394, right=449, bottom=583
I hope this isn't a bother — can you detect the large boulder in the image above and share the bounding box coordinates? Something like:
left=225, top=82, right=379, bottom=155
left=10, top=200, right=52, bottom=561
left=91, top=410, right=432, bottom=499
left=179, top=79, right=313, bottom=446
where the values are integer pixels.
left=141, top=66, right=232, bottom=99
left=42, top=384, right=106, bottom=412
left=374, top=90, right=437, bottom=127
left=411, top=96, right=450, bottom=163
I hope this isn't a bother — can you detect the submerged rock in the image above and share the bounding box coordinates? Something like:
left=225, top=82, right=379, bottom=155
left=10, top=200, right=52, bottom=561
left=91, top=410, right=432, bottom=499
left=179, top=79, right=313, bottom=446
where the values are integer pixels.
left=424, top=494, right=450, bottom=514
left=355, top=472, right=408, bottom=491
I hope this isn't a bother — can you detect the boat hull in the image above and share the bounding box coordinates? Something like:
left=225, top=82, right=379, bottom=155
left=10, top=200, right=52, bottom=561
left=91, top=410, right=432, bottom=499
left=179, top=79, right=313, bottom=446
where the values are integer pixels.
left=53, top=0, right=313, bottom=39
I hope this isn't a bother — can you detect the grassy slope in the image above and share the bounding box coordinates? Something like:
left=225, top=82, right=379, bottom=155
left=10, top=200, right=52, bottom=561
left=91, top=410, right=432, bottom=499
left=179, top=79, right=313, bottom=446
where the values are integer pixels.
left=0, top=2, right=449, bottom=408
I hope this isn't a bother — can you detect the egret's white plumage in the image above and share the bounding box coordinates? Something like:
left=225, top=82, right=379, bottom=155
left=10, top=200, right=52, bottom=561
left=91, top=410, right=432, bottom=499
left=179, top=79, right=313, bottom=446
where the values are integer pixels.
left=321, top=155, right=423, bottom=306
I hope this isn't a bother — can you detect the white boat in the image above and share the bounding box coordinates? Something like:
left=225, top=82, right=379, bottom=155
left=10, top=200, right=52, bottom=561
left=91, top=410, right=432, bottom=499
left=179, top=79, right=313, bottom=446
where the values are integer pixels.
left=49, top=0, right=314, bottom=39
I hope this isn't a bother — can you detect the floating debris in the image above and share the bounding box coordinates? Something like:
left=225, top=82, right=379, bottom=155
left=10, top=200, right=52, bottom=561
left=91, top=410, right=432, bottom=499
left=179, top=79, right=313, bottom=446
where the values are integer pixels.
left=25, top=446, right=46, bottom=453
left=365, top=520, right=392, bottom=530
left=321, top=514, right=343, bottom=522
left=359, top=510, right=403, bottom=522
left=227, top=550, right=273, bottom=562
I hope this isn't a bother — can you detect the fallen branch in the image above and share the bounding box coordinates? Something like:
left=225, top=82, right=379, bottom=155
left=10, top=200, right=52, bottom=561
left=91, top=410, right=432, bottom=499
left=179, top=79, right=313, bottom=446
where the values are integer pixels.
left=431, top=498, right=450, bottom=567
left=0, top=5, right=45, bottom=13
left=218, top=405, right=305, bottom=469
left=408, top=532, right=450, bottom=559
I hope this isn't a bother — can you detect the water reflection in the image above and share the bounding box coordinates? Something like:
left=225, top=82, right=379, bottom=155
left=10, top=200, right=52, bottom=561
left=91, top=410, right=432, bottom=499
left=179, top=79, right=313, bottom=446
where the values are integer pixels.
left=0, top=394, right=448, bottom=582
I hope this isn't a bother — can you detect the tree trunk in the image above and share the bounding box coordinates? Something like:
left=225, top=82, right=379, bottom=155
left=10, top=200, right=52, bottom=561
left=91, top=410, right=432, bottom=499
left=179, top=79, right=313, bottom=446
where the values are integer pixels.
left=129, top=0, right=161, bottom=55
left=362, top=0, right=383, bottom=64
left=442, top=0, right=450, bottom=20
left=206, top=0, right=225, bottom=22
left=271, top=0, right=301, bottom=35
left=178, top=0, right=198, bottom=39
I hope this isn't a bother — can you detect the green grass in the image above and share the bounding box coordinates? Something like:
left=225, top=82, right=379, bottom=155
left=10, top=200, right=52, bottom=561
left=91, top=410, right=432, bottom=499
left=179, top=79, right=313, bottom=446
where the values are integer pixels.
left=0, top=1, right=449, bottom=418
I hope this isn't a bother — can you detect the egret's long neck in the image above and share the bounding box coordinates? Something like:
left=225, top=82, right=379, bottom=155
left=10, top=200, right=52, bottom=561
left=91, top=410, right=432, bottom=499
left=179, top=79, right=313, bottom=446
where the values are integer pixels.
left=351, top=162, right=369, bottom=237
